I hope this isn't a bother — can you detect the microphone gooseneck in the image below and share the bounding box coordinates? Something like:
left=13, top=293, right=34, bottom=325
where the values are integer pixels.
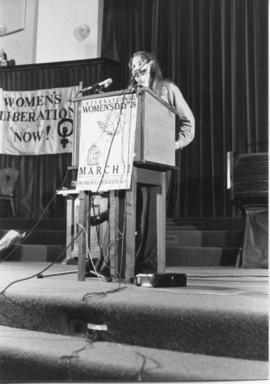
left=80, top=78, right=113, bottom=93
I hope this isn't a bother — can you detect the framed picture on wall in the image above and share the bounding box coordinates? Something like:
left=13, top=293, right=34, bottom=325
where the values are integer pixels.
left=0, top=0, right=26, bottom=36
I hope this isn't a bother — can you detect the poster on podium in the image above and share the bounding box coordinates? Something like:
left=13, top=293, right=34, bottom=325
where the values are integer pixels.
left=76, top=92, right=137, bottom=192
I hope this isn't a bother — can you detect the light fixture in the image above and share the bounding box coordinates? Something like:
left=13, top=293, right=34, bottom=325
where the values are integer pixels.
left=73, top=24, right=90, bottom=41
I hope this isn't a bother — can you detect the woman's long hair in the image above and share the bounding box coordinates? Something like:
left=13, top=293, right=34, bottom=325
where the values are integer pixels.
left=128, top=51, right=165, bottom=95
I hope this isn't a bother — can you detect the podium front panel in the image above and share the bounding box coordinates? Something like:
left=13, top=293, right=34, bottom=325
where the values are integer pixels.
left=142, top=90, right=175, bottom=167
left=133, top=89, right=175, bottom=168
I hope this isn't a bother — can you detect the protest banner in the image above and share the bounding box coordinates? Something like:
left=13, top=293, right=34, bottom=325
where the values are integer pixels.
left=0, top=86, right=79, bottom=155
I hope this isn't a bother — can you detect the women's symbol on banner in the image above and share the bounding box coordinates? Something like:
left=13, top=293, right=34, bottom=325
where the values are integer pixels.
left=57, top=118, right=73, bottom=148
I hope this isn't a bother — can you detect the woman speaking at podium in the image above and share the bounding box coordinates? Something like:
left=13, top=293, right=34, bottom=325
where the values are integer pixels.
left=128, top=51, right=195, bottom=274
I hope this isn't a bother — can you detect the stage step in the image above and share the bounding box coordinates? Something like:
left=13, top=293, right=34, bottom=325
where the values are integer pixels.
left=21, top=229, right=66, bottom=245
left=166, top=217, right=245, bottom=230
left=1, top=242, right=66, bottom=263
left=166, top=230, right=243, bottom=247
left=0, top=219, right=66, bottom=262
left=9, top=244, right=66, bottom=262
left=0, top=325, right=267, bottom=382
left=0, top=218, right=66, bottom=230
left=0, top=229, right=66, bottom=245
left=166, top=218, right=244, bottom=267
left=1, top=218, right=244, bottom=267
left=166, top=246, right=240, bottom=267
left=0, top=264, right=267, bottom=363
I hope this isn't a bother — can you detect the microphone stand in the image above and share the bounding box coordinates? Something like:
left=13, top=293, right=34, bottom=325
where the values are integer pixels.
left=37, top=191, right=93, bottom=280
left=37, top=193, right=110, bottom=279
left=74, top=84, right=103, bottom=98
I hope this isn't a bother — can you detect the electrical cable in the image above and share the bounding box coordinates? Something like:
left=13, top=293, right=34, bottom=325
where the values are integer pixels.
left=77, top=222, right=104, bottom=281
left=75, top=91, right=136, bottom=314
left=0, top=163, right=101, bottom=292
left=89, top=194, right=106, bottom=270
left=1, top=180, right=94, bottom=288
left=0, top=168, right=69, bottom=263
left=60, top=341, right=95, bottom=381
left=81, top=285, right=127, bottom=308
left=119, top=192, right=127, bottom=278
left=117, top=91, right=137, bottom=278
left=89, top=195, right=122, bottom=279
left=88, top=89, right=134, bottom=281
left=0, top=202, right=108, bottom=292
left=94, top=89, right=130, bottom=194
left=0, top=226, right=85, bottom=295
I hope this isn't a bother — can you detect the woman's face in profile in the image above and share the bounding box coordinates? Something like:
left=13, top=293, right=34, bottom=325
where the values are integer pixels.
left=131, top=55, right=151, bottom=87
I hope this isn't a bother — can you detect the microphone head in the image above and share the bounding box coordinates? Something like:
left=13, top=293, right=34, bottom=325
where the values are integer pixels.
left=104, top=78, right=113, bottom=88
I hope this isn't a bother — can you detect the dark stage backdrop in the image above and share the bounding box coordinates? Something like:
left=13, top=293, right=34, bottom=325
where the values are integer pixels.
left=0, top=58, right=120, bottom=218
left=101, top=0, right=268, bottom=218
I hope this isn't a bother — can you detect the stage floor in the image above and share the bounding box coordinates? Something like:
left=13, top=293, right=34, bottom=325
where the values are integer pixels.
left=0, top=261, right=268, bottom=297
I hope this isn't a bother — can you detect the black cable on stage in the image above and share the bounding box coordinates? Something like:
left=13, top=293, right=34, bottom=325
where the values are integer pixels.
left=0, top=227, right=85, bottom=295
left=2, top=226, right=126, bottom=299
left=79, top=97, right=134, bottom=323
left=0, top=169, right=93, bottom=292
left=0, top=195, right=105, bottom=293
left=0, top=168, right=69, bottom=263
left=94, top=89, right=130, bottom=194
left=117, top=90, right=136, bottom=278
left=80, top=285, right=127, bottom=321
left=89, top=89, right=134, bottom=281
left=89, top=194, right=112, bottom=275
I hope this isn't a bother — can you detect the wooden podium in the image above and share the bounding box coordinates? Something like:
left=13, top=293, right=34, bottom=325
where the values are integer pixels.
left=67, top=88, right=176, bottom=281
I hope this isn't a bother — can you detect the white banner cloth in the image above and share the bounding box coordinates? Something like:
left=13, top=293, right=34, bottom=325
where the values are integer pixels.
left=76, top=92, right=137, bottom=192
left=0, top=86, right=79, bottom=155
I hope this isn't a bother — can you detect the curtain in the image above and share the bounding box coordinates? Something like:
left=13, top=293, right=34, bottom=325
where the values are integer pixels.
left=0, top=153, right=70, bottom=218
left=0, top=58, right=120, bottom=218
left=101, top=0, right=268, bottom=218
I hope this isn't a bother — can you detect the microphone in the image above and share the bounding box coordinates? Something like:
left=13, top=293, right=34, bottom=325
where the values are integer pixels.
left=129, top=60, right=155, bottom=91
left=138, top=60, right=154, bottom=75
left=132, top=60, right=154, bottom=80
left=80, top=78, right=113, bottom=93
